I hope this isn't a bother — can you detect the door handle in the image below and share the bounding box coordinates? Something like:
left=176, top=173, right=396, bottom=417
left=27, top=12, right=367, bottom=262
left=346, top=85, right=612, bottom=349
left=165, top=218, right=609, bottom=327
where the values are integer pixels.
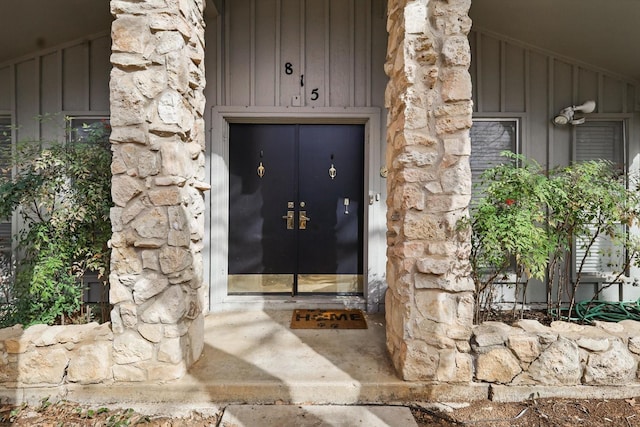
left=299, top=211, right=310, bottom=230
left=282, top=211, right=294, bottom=230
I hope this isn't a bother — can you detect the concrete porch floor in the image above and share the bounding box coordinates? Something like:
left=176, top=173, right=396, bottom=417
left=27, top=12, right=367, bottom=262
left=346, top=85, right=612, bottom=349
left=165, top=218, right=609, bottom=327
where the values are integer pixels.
left=60, top=310, right=489, bottom=406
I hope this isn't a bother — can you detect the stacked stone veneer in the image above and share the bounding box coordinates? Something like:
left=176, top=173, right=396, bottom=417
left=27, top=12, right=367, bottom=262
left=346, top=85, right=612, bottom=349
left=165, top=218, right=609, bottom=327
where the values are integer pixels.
left=108, top=0, right=208, bottom=381
left=3, top=318, right=640, bottom=391
left=473, top=320, right=640, bottom=387
left=384, top=0, right=475, bottom=380
left=0, top=323, right=113, bottom=386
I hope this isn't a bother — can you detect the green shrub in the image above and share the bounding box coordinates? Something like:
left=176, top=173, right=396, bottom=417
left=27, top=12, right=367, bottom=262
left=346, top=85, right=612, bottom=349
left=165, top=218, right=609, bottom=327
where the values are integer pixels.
left=465, top=152, right=640, bottom=323
left=0, top=117, right=111, bottom=326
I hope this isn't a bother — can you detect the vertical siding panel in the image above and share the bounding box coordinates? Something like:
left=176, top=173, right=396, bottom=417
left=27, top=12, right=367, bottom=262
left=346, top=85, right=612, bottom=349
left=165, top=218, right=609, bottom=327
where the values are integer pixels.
left=62, top=43, right=89, bottom=111
left=15, top=60, right=38, bottom=142
left=504, top=43, right=525, bottom=112
left=255, top=0, right=277, bottom=106
left=299, top=0, right=306, bottom=106
left=553, top=60, right=573, bottom=110
left=552, top=60, right=573, bottom=167
left=363, top=0, right=372, bottom=107
left=305, top=0, right=325, bottom=106
left=499, top=41, right=506, bottom=112
left=274, top=0, right=281, bottom=106
left=0, top=66, right=11, bottom=110
left=228, top=0, right=251, bottom=106
left=349, top=0, right=355, bottom=107
left=329, top=0, right=350, bottom=106
left=370, top=0, right=386, bottom=110
left=528, top=52, right=548, bottom=167
left=324, top=0, right=330, bottom=107
left=204, top=15, right=218, bottom=107
left=90, top=36, right=111, bottom=111
left=280, top=0, right=301, bottom=106
left=40, top=52, right=62, bottom=140
left=250, top=0, right=256, bottom=106
left=627, top=83, right=635, bottom=114
left=577, top=68, right=598, bottom=108
left=353, top=0, right=367, bottom=107
left=479, top=35, right=500, bottom=112
left=603, top=76, right=624, bottom=113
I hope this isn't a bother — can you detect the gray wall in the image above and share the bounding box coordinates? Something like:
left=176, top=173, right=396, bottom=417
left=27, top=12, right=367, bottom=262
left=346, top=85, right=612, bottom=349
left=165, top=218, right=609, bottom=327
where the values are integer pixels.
left=203, top=0, right=388, bottom=110
left=470, top=28, right=640, bottom=303
left=0, top=33, right=111, bottom=143
left=470, top=29, right=638, bottom=170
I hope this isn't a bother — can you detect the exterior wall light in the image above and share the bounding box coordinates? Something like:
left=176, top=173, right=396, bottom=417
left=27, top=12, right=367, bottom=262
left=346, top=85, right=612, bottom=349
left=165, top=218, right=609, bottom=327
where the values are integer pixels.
left=553, top=100, right=596, bottom=126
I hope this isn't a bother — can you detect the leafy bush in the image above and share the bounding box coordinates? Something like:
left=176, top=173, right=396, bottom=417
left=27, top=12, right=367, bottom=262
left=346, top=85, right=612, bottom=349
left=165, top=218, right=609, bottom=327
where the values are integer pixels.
left=464, top=153, right=554, bottom=322
left=465, top=152, right=640, bottom=323
left=546, top=160, right=640, bottom=318
left=0, top=117, right=111, bottom=326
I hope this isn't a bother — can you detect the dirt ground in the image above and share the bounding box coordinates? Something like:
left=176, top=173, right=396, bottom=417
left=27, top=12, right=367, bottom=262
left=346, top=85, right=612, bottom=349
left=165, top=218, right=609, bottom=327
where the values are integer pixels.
left=1, top=397, right=640, bottom=426
left=411, top=397, right=640, bottom=427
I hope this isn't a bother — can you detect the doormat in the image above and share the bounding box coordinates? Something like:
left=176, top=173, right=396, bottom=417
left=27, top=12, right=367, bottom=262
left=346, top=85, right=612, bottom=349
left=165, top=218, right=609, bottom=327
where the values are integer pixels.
left=290, top=309, right=367, bottom=329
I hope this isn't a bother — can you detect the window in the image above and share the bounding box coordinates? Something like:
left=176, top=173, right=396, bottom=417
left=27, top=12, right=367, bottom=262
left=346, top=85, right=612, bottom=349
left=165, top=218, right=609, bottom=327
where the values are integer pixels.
left=470, top=118, right=519, bottom=201
left=67, top=116, right=110, bottom=145
left=0, top=117, right=11, bottom=253
left=574, top=121, right=626, bottom=277
left=67, top=115, right=111, bottom=304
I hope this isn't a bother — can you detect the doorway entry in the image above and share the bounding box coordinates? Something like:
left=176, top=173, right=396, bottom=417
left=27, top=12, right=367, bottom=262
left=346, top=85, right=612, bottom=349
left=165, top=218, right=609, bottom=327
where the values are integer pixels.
left=228, top=123, right=364, bottom=296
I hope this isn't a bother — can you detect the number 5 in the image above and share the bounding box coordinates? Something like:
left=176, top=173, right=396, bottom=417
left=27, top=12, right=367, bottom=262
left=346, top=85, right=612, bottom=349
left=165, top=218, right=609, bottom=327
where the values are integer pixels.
left=310, top=88, right=319, bottom=101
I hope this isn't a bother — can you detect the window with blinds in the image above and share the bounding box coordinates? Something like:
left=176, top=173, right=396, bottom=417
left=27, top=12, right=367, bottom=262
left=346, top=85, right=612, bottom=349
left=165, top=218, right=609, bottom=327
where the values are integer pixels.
left=574, top=121, right=625, bottom=277
left=470, top=119, right=519, bottom=202
left=0, top=117, right=11, bottom=252
left=469, top=119, right=519, bottom=278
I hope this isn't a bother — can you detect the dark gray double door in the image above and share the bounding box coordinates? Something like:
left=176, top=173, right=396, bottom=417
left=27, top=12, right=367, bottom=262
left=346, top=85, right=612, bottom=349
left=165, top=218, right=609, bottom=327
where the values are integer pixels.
left=228, top=123, right=364, bottom=295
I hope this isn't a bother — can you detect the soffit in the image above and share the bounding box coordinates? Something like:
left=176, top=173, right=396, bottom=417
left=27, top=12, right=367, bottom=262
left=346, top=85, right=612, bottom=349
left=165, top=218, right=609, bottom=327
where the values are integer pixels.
left=470, top=0, right=640, bottom=82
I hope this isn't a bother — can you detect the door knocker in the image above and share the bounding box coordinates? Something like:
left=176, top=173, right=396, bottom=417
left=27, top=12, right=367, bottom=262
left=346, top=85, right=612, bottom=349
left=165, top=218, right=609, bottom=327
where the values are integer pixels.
left=328, top=164, right=336, bottom=179
left=257, top=149, right=265, bottom=178
left=328, top=154, right=336, bottom=179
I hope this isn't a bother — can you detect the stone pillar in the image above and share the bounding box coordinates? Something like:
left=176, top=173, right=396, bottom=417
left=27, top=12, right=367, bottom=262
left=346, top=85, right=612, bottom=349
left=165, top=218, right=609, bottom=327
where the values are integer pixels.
left=384, top=0, right=474, bottom=382
left=108, top=0, right=208, bottom=381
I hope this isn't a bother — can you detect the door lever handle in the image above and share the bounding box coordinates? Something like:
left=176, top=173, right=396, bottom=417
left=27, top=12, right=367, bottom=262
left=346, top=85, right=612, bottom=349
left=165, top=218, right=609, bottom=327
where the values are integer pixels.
left=282, top=211, right=294, bottom=230
left=299, top=211, right=310, bottom=230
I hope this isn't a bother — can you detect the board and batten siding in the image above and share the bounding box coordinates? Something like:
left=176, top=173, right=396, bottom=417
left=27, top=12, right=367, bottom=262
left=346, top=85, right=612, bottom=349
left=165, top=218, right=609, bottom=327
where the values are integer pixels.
left=470, top=28, right=639, bottom=169
left=470, top=28, right=640, bottom=303
left=0, top=32, right=111, bottom=143
left=204, top=0, right=388, bottom=110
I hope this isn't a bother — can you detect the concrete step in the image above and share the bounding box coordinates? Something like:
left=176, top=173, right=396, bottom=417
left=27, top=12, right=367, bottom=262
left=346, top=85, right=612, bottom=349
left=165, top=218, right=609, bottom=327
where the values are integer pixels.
left=219, top=405, right=418, bottom=427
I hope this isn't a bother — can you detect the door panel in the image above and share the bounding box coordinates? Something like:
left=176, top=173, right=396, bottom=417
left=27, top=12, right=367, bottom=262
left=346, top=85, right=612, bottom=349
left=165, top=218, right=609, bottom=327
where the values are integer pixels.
left=297, top=125, right=364, bottom=293
left=228, top=124, right=297, bottom=293
left=228, top=123, right=364, bottom=295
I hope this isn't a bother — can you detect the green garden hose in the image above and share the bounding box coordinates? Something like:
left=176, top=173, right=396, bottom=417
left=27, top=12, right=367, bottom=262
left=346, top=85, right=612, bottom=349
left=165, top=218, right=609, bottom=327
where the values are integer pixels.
left=572, top=299, right=640, bottom=323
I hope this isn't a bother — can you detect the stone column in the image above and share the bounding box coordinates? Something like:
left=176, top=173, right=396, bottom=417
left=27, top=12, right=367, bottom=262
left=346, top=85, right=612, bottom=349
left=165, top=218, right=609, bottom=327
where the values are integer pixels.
left=384, top=0, right=474, bottom=382
left=108, top=0, right=208, bottom=381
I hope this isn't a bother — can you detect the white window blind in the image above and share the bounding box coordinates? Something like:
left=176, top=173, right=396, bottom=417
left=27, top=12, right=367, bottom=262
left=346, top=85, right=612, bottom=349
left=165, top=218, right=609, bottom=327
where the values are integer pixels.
left=574, top=121, right=625, bottom=276
left=470, top=119, right=518, bottom=201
